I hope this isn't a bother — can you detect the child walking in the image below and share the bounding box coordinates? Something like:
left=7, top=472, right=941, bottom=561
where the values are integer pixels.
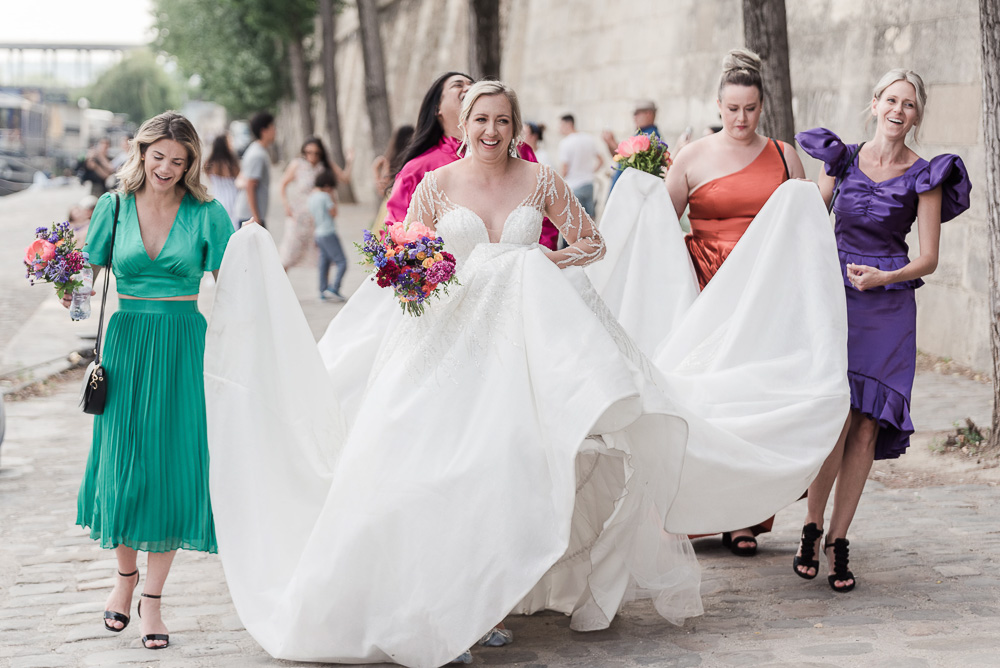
left=308, top=170, right=347, bottom=301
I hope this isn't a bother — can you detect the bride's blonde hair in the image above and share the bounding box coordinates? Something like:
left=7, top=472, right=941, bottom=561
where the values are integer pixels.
left=458, top=80, right=523, bottom=158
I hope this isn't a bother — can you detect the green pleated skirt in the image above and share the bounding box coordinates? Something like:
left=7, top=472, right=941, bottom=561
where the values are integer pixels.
left=77, top=299, right=217, bottom=553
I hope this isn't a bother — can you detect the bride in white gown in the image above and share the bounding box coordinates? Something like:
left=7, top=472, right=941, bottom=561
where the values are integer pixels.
left=204, top=81, right=849, bottom=667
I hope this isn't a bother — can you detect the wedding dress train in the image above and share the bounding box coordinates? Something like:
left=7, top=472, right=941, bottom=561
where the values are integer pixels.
left=203, top=166, right=848, bottom=667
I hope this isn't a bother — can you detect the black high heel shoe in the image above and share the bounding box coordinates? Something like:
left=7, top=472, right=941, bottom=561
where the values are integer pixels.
left=722, top=531, right=758, bottom=556
left=792, top=523, right=824, bottom=579
left=825, top=538, right=856, bottom=593
left=138, top=592, right=170, bottom=649
left=103, top=569, right=139, bottom=632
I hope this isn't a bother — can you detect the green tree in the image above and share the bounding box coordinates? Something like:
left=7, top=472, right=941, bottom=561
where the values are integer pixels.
left=87, top=50, right=180, bottom=124
left=153, top=0, right=290, bottom=118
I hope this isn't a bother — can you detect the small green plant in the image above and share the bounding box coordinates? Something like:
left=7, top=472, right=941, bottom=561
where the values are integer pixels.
left=940, top=418, right=989, bottom=456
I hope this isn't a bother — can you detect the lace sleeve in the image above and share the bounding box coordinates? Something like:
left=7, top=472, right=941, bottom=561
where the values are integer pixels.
left=539, top=165, right=606, bottom=267
left=400, top=174, right=441, bottom=230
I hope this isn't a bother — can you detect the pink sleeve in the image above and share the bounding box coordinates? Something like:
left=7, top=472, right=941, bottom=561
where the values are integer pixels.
left=517, top=143, right=538, bottom=163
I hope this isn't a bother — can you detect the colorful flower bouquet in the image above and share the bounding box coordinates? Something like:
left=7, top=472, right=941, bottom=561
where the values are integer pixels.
left=356, top=222, right=458, bottom=316
left=612, top=133, right=672, bottom=178
left=24, top=222, right=87, bottom=298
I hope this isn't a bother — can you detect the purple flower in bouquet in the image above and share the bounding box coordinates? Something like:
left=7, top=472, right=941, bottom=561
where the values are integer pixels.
left=355, top=221, right=460, bottom=316
left=24, top=222, right=86, bottom=298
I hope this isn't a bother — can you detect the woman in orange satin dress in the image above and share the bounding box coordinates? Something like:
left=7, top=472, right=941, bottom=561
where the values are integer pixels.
left=666, top=48, right=806, bottom=555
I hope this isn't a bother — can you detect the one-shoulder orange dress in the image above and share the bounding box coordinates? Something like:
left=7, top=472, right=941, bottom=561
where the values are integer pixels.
left=686, top=139, right=789, bottom=290
left=686, top=139, right=789, bottom=538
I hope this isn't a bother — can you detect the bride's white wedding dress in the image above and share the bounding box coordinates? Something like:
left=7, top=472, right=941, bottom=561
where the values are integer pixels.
left=204, top=164, right=848, bottom=667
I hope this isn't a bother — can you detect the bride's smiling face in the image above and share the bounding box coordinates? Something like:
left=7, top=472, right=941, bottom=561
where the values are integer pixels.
left=464, top=94, right=515, bottom=161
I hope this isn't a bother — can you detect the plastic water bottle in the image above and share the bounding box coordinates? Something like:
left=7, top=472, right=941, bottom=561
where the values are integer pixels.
left=70, top=252, right=93, bottom=321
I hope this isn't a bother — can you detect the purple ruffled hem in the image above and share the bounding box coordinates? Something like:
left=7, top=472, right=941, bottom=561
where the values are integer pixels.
left=839, top=250, right=923, bottom=291
left=848, top=371, right=915, bottom=460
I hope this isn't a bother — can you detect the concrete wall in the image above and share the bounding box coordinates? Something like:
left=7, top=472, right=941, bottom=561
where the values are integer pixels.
left=294, top=0, right=991, bottom=373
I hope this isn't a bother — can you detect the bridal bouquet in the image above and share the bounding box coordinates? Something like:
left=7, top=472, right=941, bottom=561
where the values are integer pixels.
left=24, top=222, right=87, bottom=298
left=357, top=222, right=458, bottom=316
left=612, top=133, right=672, bottom=177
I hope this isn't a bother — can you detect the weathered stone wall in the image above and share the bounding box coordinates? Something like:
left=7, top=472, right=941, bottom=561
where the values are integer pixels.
left=295, top=0, right=991, bottom=372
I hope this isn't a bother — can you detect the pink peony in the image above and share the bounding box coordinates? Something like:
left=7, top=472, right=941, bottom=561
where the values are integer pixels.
left=389, top=221, right=436, bottom=245
left=616, top=134, right=651, bottom=158
left=25, top=239, right=56, bottom=266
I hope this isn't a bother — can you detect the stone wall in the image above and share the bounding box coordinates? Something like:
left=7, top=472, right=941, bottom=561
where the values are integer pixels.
left=292, top=0, right=991, bottom=372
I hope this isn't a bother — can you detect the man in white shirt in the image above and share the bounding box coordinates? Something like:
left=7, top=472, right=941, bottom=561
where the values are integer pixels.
left=558, top=114, right=602, bottom=218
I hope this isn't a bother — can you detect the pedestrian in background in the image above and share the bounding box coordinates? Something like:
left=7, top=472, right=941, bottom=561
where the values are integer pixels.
left=603, top=100, right=661, bottom=193
left=558, top=114, right=602, bottom=218
left=234, top=111, right=275, bottom=229
left=372, top=124, right=415, bottom=229
left=203, top=134, right=241, bottom=230
left=278, top=137, right=351, bottom=271
left=69, top=111, right=234, bottom=650
left=794, top=70, right=970, bottom=593
left=308, top=169, right=346, bottom=301
left=523, top=121, right=551, bottom=166
left=84, top=137, right=115, bottom=197
left=373, top=124, right=415, bottom=199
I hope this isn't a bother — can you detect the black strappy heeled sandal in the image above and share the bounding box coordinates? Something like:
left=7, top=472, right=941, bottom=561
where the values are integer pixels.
left=722, top=531, right=758, bottom=557
left=825, top=538, right=856, bottom=593
left=793, top=523, right=824, bottom=579
left=103, top=569, right=139, bottom=632
left=138, top=592, right=170, bottom=649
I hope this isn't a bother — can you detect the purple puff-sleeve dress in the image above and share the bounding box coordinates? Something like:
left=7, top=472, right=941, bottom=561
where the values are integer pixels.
left=796, top=128, right=971, bottom=460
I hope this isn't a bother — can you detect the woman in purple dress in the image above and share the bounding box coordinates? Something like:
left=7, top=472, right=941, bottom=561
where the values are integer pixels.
left=793, top=70, right=971, bottom=592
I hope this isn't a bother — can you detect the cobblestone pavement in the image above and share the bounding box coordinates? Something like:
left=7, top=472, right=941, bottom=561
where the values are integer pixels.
left=1, top=186, right=999, bottom=667
left=2, top=378, right=998, bottom=668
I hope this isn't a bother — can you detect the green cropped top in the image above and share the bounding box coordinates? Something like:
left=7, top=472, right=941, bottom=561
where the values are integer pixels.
left=84, top=191, right=234, bottom=298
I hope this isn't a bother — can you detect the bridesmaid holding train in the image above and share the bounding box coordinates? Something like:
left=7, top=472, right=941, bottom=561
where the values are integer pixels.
left=794, top=69, right=971, bottom=592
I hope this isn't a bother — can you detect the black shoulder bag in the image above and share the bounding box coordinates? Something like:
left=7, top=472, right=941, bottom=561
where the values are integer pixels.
left=80, top=194, right=120, bottom=415
left=828, top=142, right=865, bottom=213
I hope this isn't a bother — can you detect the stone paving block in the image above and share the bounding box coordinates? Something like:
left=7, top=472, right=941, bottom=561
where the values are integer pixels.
left=798, top=641, right=875, bottom=656
left=892, top=608, right=963, bottom=620
left=0, top=616, right=42, bottom=632
left=10, top=656, right=77, bottom=668
left=65, top=623, right=121, bottom=642
left=7, top=581, right=69, bottom=596
left=634, top=653, right=702, bottom=666
left=55, top=600, right=104, bottom=616
left=178, top=642, right=243, bottom=657
left=77, top=576, right=115, bottom=591
left=907, top=636, right=1000, bottom=651
left=81, top=648, right=166, bottom=666
left=712, top=650, right=776, bottom=665
left=872, top=660, right=932, bottom=668
left=933, top=564, right=982, bottom=576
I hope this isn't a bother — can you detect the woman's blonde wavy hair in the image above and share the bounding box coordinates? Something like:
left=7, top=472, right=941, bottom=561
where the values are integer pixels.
left=458, top=80, right=524, bottom=158
left=116, top=111, right=209, bottom=202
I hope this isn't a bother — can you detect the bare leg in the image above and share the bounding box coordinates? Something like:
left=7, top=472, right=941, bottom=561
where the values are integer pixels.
left=104, top=546, right=140, bottom=630
left=795, top=414, right=851, bottom=577
left=825, top=412, right=878, bottom=588
left=138, top=550, right=176, bottom=648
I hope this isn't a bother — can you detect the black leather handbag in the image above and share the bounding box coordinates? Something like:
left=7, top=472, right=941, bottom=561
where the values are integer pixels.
left=80, top=194, right=120, bottom=415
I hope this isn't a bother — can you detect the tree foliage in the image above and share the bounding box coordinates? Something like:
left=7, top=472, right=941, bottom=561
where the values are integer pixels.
left=86, top=50, right=180, bottom=124
left=152, top=0, right=298, bottom=118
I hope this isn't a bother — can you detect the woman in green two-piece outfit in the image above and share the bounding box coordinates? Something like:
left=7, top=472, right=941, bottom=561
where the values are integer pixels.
left=69, top=112, right=233, bottom=650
